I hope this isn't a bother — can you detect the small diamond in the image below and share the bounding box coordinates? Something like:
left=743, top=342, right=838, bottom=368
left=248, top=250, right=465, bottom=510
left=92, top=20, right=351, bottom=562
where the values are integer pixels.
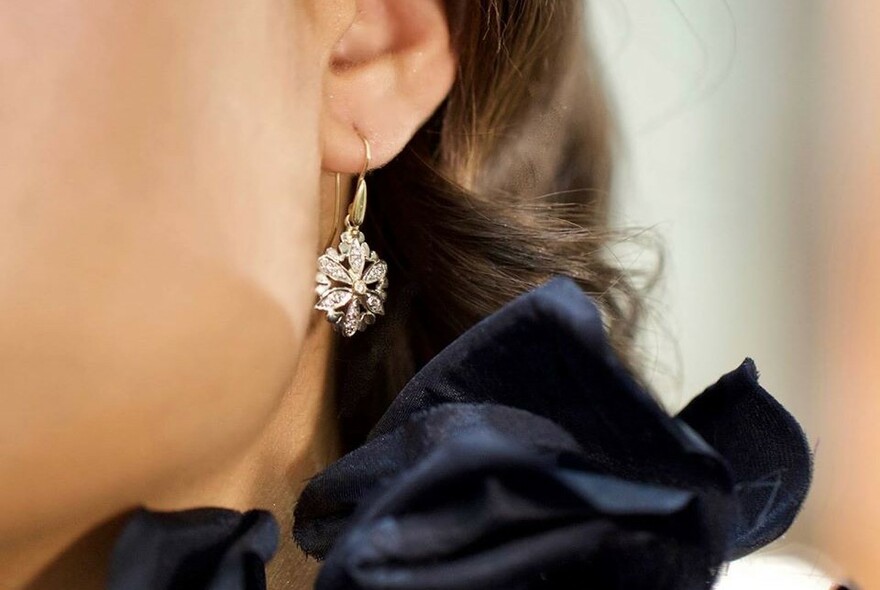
left=315, top=288, right=352, bottom=311
left=342, top=300, right=360, bottom=337
left=348, top=242, right=365, bottom=278
left=364, top=293, right=384, bottom=315
left=318, top=255, right=353, bottom=284
left=362, top=260, right=387, bottom=284
left=314, top=233, right=388, bottom=337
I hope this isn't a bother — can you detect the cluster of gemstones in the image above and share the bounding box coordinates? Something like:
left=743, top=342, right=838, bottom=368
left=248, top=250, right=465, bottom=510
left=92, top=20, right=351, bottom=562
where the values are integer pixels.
left=315, top=228, right=388, bottom=337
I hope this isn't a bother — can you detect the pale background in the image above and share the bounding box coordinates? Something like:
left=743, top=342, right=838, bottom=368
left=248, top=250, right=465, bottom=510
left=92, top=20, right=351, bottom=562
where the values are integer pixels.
left=587, top=0, right=880, bottom=586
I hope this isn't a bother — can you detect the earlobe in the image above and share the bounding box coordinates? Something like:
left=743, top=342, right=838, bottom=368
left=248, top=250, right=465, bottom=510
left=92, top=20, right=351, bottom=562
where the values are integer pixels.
left=321, top=0, right=456, bottom=173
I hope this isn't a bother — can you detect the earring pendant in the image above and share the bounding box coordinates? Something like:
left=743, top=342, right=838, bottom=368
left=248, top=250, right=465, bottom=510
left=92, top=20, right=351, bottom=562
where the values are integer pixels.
left=314, top=137, right=388, bottom=337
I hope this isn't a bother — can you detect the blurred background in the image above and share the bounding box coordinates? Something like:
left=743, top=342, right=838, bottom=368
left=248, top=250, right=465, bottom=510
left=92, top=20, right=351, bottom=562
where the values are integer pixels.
left=586, top=0, right=879, bottom=586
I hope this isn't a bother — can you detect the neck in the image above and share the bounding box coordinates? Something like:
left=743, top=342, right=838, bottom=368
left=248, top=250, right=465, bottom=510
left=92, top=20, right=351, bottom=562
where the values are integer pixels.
left=149, top=317, right=340, bottom=512
left=15, top=317, right=340, bottom=590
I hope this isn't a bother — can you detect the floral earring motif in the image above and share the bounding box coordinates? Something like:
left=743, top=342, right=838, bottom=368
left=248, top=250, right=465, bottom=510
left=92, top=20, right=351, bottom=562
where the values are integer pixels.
left=315, top=136, right=388, bottom=337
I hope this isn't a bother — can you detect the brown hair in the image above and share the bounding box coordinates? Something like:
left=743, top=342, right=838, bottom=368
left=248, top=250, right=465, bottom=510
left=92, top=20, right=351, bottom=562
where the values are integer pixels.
left=335, top=0, right=659, bottom=449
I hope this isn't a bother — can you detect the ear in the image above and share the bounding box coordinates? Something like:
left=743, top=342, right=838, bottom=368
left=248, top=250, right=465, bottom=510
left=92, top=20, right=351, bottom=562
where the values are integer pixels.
left=321, top=0, right=456, bottom=172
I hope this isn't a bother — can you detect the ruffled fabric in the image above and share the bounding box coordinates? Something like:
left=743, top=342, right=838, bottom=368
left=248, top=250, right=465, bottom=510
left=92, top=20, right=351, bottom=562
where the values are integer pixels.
left=293, top=277, right=812, bottom=590
left=108, top=508, right=278, bottom=590
left=106, top=277, right=812, bottom=589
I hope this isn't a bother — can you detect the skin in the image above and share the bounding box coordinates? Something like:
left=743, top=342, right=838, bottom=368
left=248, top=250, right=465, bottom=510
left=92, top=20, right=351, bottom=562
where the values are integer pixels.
left=815, top=1, right=880, bottom=585
left=0, top=0, right=456, bottom=588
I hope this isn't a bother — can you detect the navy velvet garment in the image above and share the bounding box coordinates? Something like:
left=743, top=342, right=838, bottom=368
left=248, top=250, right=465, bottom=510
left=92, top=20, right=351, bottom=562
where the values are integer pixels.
left=107, top=277, right=812, bottom=590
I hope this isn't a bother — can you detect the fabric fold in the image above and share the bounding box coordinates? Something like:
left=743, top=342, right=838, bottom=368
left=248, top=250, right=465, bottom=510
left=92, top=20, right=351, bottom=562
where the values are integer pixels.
left=311, top=405, right=725, bottom=590
left=676, top=358, right=813, bottom=557
left=294, top=277, right=812, bottom=590
left=108, top=507, right=278, bottom=590
left=104, top=276, right=812, bottom=590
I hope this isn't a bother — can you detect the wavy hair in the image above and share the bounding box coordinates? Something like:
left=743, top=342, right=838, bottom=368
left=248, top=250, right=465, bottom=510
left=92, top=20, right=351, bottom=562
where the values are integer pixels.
left=334, top=0, right=660, bottom=449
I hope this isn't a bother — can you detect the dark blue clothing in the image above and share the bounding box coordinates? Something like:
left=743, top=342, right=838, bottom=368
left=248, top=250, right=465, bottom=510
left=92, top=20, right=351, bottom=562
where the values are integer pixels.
left=107, top=277, right=812, bottom=590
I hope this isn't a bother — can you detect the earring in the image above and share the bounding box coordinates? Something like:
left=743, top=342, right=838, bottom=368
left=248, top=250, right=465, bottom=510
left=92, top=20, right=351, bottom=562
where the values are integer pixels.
left=314, top=136, right=388, bottom=337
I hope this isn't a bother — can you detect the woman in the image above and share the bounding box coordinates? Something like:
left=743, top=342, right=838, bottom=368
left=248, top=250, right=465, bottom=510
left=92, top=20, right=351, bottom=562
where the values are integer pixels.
left=0, top=1, right=815, bottom=589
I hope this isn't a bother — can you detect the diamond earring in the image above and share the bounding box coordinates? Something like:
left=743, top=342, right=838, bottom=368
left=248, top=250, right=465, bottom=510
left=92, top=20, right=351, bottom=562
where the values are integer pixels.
left=314, top=136, right=388, bottom=337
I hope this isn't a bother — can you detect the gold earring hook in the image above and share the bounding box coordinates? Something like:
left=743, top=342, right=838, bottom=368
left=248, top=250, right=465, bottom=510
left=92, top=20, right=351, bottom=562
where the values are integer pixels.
left=323, top=173, right=342, bottom=251
left=323, top=136, right=371, bottom=250
left=348, top=134, right=371, bottom=228
left=359, top=134, right=371, bottom=180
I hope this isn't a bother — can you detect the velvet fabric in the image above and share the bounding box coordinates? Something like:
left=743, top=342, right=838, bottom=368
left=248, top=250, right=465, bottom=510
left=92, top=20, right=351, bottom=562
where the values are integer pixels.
left=107, top=277, right=812, bottom=590
left=108, top=508, right=278, bottom=590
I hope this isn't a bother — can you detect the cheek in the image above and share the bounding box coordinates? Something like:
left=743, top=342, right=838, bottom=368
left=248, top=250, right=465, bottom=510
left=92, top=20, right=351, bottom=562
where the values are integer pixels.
left=1, top=0, right=329, bottom=326
left=171, top=1, right=327, bottom=324
left=146, top=0, right=329, bottom=327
